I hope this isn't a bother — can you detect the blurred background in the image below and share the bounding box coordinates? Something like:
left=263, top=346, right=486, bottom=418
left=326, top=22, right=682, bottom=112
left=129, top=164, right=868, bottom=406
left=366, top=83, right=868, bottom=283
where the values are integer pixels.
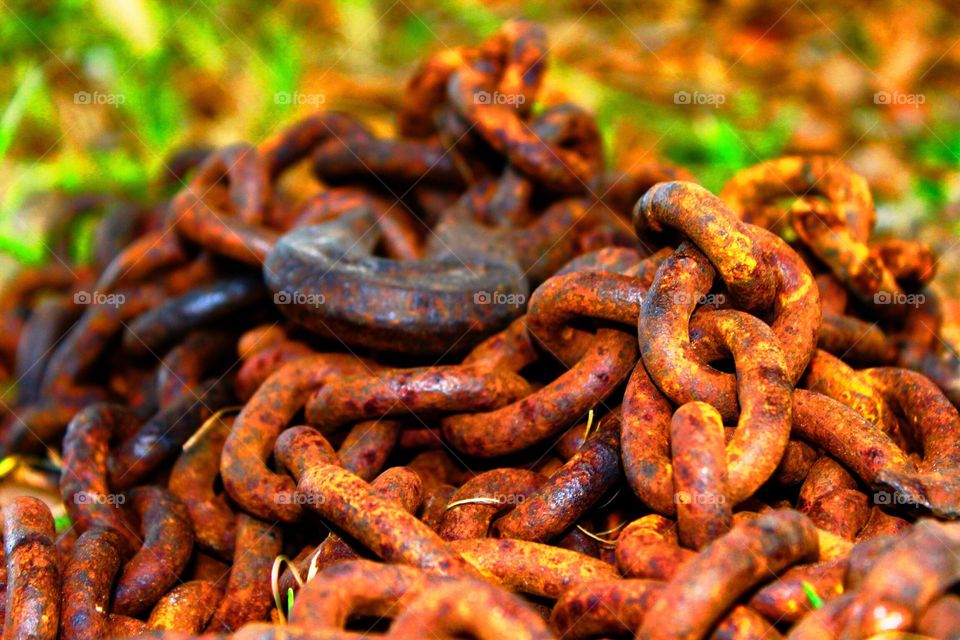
left=2, top=0, right=959, bottom=283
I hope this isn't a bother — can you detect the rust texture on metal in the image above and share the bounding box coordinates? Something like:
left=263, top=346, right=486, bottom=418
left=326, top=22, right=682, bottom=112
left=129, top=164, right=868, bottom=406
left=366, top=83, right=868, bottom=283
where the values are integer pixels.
left=2, top=16, right=959, bottom=640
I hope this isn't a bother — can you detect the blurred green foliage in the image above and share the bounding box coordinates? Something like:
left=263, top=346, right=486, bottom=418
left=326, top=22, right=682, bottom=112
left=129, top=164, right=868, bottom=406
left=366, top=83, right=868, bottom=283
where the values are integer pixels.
left=0, top=0, right=327, bottom=265
left=1, top=0, right=957, bottom=269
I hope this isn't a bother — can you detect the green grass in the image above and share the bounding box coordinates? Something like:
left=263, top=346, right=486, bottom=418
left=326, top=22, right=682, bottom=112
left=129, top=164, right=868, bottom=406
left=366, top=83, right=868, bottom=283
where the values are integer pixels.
left=0, top=0, right=955, bottom=268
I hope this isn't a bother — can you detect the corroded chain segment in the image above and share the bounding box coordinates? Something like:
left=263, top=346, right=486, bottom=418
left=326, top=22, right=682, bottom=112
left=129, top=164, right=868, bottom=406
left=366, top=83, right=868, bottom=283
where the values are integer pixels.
left=1, top=17, right=958, bottom=640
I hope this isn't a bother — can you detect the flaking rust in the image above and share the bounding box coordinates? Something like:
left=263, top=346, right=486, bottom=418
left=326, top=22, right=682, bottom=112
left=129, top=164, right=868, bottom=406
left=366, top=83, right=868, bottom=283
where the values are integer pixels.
left=0, top=15, right=958, bottom=640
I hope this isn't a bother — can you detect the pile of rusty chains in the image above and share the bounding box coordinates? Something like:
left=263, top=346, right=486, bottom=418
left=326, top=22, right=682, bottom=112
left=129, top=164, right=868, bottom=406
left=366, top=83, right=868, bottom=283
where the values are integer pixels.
left=0, top=18, right=958, bottom=640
